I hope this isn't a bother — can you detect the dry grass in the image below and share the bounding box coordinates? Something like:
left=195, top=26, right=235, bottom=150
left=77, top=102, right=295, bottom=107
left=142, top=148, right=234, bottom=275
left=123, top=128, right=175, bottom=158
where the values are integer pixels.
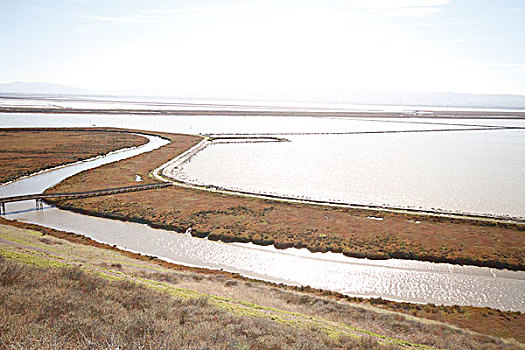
left=1, top=217, right=523, bottom=346
left=1, top=259, right=379, bottom=349
left=1, top=128, right=523, bottom=345
left=1, top=223, right=522, bottom=349
left=136, top=270, right=521, bottom=349
left=0, top=128, right=147, bottom=184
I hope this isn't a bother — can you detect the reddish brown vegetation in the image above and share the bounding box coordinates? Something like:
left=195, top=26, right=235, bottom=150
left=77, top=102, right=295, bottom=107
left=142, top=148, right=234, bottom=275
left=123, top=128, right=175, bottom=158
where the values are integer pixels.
left=2, top=128, right=523, bottom=343
left=0, top=128, right=147, bottom=184
left=46, top=132, right=524, bottom=271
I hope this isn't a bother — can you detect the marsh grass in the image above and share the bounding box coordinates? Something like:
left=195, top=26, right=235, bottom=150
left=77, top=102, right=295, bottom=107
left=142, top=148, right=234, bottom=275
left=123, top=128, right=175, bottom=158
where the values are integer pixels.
left=2, top=129, right=522, bottom=347
left=0, top=129, right=147, bottom=184
left=47, top=131, right=524, bottom=272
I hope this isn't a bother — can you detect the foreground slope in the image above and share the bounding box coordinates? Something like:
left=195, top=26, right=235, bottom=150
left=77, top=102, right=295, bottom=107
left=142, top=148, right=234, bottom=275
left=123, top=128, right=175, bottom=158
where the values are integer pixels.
left=1, top=222, right=522, bottom=349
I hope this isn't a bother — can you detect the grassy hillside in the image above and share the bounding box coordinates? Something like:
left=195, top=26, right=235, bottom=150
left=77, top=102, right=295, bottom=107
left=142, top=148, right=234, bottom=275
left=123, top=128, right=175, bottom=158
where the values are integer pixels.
left=1, top=222, right=522, bottom=349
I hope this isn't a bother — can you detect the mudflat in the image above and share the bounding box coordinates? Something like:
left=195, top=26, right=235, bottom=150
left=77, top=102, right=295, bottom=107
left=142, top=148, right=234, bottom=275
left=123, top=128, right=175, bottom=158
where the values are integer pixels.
left=2, top=104, right=525, bottom=119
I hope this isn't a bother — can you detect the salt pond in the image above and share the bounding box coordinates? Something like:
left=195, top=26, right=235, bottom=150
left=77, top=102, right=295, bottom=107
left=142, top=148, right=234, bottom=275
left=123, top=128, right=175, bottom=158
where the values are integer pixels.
left=178, top=128, right=525, bottom=219
left=1, top=111, right=524, bottom=310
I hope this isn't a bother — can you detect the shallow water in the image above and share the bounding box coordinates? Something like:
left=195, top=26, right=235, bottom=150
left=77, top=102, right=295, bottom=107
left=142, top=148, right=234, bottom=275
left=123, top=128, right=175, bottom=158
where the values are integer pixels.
left=3, top=193, right=525, bottom=312
left=0, top=112, right=482, bottom=135
left=4, top=110, right=524, bottom=220
left=1, top=112, right=524, bottom=310
left=178, top=129, right=525, bottom=219
left=0, top=134, right=524, bottom=311
left=2, top=94, right=525, bottom=113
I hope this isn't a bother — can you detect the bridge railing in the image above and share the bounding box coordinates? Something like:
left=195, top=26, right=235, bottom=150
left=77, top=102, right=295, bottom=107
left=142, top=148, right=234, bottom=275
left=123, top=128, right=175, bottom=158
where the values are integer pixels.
left=0, top=182, right=173, bottom=214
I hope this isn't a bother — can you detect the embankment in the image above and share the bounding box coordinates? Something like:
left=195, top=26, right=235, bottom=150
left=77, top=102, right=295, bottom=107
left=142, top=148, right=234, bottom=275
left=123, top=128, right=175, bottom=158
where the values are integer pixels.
left=43, top=131, right=525, bottom=271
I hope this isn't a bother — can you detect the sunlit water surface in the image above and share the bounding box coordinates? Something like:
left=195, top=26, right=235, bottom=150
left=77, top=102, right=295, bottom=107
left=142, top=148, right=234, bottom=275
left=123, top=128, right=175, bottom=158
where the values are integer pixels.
left=0, top=113, right=524, bottom=311
left=179, top=129, right=525, bottom=218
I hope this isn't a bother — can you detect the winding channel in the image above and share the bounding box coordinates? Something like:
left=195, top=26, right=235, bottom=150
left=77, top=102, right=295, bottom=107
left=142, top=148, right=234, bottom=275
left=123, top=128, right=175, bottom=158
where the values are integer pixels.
left=0, top=133, right=524, bottom=312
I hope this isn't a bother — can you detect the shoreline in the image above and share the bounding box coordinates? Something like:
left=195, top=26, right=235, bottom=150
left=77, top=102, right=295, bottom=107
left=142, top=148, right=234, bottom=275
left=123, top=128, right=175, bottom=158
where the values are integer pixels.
left=2, top=217, right=523, bottom=345
left=0, top=216, right=519, bottom=309
left=158, top=137, right=525, bottom=225
left=2, top=105, right=525, bottom=119
left=40, top=130, right=524, bottom=271
left=2, top=129, right=520, bottom=318
left=1, top=127, right=522, bottom=271
left=52, top=201, right=525, bottom=271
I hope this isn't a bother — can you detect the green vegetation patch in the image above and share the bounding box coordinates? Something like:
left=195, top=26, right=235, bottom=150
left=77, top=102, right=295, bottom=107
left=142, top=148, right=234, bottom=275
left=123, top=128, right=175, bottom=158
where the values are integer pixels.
left=0, top=247, right=70, bottom=269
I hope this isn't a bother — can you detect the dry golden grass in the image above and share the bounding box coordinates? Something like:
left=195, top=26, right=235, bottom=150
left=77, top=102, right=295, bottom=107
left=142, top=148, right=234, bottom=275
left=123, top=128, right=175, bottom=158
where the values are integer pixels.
left=2, top=259, right=381, bottom=349
left=0, top=128, right=147, bottom=184
left=1, top=222, right=521, bottom=349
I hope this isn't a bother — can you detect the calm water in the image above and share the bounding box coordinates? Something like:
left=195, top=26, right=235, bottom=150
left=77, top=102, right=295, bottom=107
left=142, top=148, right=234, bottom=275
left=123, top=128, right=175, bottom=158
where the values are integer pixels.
left=178, top=129, right=525, bottom=219
left=2, top=112, right=524, bottom=218
left=0, top=112, right=503, bottom=135
left=2, top=94, right=525, bottom=113
left=1, top=147, right=524, bottom=311
left=1, top=111, right=524, bottom=310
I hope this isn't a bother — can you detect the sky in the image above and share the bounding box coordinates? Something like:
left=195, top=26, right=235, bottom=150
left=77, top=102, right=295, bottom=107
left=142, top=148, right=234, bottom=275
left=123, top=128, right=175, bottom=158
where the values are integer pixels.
left=1, top=0, right=525, bottom=99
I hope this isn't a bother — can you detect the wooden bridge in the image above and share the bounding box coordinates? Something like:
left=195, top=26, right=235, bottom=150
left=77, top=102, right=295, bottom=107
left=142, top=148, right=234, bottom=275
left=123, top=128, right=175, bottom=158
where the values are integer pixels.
left=0, top=182, right=172, bottom=214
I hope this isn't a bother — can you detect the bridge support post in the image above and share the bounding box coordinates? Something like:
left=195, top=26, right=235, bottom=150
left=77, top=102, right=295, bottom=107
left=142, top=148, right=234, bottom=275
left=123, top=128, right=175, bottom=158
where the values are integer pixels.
left=0, top=202, right=5, bottom=215
left=35, top=198, right=43, bottom=210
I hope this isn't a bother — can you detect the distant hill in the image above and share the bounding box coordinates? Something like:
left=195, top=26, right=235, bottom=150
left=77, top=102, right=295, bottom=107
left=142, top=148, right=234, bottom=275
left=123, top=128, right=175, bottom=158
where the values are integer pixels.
left=0, top=81, right=90, bottom=95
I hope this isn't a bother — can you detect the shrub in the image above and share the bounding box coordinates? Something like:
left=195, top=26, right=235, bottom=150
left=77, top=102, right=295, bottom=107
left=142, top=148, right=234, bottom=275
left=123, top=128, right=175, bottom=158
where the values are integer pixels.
left=0, top=257, right=25, bottom=286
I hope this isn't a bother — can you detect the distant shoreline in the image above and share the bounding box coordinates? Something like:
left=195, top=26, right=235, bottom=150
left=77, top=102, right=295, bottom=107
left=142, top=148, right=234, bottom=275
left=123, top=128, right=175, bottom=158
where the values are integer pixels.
left=2, top=105, right=525, bottom=119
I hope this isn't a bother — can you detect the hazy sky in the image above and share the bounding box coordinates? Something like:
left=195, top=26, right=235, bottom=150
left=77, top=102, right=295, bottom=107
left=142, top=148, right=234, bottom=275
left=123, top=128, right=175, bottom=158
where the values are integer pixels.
left=1, top=0, right=525, bottom=98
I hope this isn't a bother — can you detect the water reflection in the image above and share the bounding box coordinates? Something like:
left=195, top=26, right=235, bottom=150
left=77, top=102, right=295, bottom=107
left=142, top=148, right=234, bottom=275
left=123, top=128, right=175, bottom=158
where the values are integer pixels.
left=179, top=129, right=525, bottom=219
left=6, top=203, right=524, bottom=312
left=0, top=116, right=524, bottom=311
